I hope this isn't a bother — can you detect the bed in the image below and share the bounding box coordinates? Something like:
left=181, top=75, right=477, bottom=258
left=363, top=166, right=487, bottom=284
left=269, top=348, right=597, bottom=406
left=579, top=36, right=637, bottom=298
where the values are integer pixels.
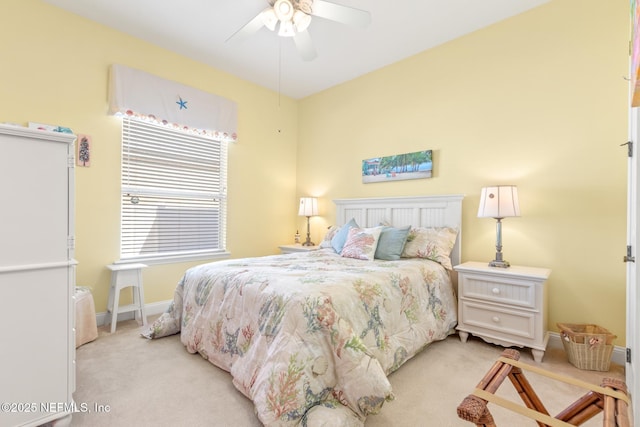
left=144, top=194, right=464, bottom=426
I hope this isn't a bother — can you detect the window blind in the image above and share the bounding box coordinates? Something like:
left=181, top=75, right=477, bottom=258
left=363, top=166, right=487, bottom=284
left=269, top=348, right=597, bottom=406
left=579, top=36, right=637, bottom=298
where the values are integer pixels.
left=120, top=118, right=227, bottom=262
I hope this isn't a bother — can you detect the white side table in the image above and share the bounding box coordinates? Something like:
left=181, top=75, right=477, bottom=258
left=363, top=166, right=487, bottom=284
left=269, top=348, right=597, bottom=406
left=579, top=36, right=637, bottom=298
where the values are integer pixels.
left=454, top=261, right=551, bottom=362
left=279, top=244, right=320, bottom=254
left=106, top=263, right=148, bottom=333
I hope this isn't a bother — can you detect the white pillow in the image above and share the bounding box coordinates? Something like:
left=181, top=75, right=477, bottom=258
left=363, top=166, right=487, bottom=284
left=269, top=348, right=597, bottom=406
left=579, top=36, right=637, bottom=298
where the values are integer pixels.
left=401, top=226, right=458, bottom=270
left=340, top=226, right=383, bottom=261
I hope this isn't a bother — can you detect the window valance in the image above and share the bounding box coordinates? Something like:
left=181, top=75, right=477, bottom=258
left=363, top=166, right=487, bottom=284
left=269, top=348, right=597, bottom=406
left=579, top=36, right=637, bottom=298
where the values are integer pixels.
left=108, top=64, right=238, bottom=142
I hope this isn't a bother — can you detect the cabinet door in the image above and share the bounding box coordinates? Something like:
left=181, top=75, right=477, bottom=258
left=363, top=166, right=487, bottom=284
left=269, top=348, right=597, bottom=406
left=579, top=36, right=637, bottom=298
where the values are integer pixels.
left=0, top=127, right=75, bottom=426
left=0, top=267, right=71, bottom=426
left=0, top=132, right=71, bottom=266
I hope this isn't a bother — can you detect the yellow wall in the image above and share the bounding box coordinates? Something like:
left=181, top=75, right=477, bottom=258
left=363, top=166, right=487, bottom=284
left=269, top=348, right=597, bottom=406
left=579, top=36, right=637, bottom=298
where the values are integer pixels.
left=298, top=0, right=630, bottom=342
left=1, top=0, right=631, bottom=344
left=1, top=0, right=299, bottom=312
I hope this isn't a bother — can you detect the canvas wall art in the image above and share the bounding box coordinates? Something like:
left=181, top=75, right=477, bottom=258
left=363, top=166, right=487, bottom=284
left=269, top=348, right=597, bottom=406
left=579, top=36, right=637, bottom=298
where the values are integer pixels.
left=362, top=150, right=433, bottom=183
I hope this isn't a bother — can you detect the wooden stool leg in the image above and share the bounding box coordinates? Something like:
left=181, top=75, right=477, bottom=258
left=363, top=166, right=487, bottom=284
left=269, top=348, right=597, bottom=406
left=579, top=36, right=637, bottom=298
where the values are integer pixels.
left=601, top=378, right=629, bottom=427
left=555, top=391, right=603, bottom=425
left=457, top=395, right=497, bottom=427
left=507, top=367, right=551, bottom=427
left=480, top=349, right=520, bottom=393
left=556, top=378, right=629, bottom=426
left=457, top=349, right=520, bottom=425
left=458, top=350, right=632, bottom=427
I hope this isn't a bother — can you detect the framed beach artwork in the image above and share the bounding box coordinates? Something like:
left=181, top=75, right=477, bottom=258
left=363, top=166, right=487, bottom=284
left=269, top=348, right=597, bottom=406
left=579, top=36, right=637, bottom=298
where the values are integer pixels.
left=362, top=149, right=433, bottom=184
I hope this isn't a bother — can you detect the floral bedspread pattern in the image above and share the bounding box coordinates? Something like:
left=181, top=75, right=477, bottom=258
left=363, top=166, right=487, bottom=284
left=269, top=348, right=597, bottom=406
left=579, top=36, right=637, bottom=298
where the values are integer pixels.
left=144, top=249, right=457, bottom=426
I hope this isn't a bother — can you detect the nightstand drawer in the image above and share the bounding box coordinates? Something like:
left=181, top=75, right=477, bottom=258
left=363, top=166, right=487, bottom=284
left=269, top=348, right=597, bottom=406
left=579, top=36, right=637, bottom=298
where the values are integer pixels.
left=460, top=300, right=535, bottom=340
left=459, top=273, right=536, bottom=308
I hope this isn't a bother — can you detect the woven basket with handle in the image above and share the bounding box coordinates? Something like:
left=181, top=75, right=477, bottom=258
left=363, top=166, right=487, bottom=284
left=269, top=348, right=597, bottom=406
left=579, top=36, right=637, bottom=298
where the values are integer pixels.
left=557, top=323, right=616, bottom=371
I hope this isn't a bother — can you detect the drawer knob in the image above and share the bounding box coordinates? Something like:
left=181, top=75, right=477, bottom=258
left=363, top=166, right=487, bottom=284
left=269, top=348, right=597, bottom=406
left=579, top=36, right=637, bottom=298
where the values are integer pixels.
left=492, top=288, right=500, bottom=295
left=492, top=316, right=500, bottom=323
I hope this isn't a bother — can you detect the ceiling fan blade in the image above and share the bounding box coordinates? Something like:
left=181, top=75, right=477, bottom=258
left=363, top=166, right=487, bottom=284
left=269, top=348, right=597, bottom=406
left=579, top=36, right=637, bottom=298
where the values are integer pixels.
left=225, top=8, right=269, bottom=43
left=310, top=0, right=371, bottom=28
left=293, top=30, right=317, bottom=61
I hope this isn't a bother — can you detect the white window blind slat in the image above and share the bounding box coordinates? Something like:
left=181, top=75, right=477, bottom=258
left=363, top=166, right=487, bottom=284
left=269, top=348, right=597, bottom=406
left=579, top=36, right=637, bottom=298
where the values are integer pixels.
left=120, top=118, right=227, bottom=261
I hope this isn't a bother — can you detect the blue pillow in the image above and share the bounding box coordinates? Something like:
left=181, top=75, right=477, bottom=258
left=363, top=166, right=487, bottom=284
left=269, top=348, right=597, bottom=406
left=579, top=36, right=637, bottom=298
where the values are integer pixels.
left=374, top=225, right=411, bottom=260
left=331, top=218, right=359, bottom=253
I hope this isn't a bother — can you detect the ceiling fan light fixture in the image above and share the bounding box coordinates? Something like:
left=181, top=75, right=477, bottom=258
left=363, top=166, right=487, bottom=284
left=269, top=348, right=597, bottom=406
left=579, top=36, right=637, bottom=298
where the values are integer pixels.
left=296, top=0, right=313, bottom=15
left=293, top=10, right=311, bottom=32
left=278, top=19, right=295, bottom=37
left=273, top=0, right=294, bottom=22
left=261, top=8, right=278, bottom=31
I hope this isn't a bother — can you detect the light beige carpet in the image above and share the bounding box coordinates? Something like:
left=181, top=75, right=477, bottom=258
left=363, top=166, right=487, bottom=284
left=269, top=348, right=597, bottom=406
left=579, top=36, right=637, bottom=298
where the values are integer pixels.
left=70, top=317, right=626, bottom=427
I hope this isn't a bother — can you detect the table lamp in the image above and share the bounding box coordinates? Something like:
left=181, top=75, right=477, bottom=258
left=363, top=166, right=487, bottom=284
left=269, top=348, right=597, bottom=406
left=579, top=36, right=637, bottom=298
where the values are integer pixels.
left=477, top=185, right=520, bottom=268
left=298, top=197, right=318, bottom=246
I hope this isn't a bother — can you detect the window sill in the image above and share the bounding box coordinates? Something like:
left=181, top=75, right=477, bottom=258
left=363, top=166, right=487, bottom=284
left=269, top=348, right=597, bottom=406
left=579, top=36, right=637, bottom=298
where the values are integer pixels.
left=114, top=251, right=231, bottom=266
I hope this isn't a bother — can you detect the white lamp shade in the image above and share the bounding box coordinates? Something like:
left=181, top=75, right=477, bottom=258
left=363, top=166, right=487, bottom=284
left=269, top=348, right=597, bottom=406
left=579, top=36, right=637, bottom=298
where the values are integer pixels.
left=274, top=0, right=294, bottom=21
left=298, top=197, right=318, bottom=217
left=477, top=186, right=521, bottom=219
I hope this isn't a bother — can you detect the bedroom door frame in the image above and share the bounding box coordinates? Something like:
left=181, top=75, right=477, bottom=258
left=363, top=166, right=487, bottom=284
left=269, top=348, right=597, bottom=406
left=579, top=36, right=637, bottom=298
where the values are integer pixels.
left=627, top=105, right=639, bottom=422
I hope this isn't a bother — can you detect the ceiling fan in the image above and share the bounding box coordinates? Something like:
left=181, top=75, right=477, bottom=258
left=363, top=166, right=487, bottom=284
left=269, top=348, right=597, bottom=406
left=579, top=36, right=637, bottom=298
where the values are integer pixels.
left=226, top=0, right=371, bottom=61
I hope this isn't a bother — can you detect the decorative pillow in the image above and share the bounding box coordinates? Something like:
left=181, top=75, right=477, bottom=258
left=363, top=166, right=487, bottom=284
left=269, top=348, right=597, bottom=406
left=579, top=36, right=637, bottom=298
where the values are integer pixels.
left=401, top=227, right=458, bottom=270
left=331, top=218, right=359, bottom=253
left=319, top=225, right=339, bottom=248
left=374, top=225, right=411, bottom=260
left=340, top=226, right=383, bottom=261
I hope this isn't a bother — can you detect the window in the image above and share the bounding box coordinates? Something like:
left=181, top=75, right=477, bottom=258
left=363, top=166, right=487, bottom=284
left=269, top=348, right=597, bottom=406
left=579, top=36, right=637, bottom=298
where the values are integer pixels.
left=120, top=118, right=228, bottom=263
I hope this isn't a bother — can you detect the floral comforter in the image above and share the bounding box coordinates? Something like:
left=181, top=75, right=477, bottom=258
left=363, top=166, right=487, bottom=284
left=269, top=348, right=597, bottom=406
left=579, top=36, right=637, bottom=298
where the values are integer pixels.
left=143, top=249, right=457, bottom=426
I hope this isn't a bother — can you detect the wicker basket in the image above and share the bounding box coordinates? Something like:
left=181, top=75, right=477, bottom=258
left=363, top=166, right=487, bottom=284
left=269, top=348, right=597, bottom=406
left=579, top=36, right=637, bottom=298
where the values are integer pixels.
left=557, top=323, right=616, bottom=371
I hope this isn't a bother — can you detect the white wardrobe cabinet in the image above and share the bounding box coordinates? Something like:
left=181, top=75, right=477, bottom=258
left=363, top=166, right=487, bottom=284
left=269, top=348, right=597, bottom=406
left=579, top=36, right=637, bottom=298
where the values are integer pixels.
left=0, top=125, right=76, bottom=427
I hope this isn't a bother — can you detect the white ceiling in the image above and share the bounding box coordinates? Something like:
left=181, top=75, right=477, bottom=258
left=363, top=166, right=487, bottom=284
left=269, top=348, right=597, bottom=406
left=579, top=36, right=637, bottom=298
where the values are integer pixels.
left=42, top=0, right=549, bottom=99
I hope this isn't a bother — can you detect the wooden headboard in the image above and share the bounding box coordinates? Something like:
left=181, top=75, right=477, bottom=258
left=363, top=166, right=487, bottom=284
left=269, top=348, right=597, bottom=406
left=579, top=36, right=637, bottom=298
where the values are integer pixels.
left=333, top=194, right=464, bottom=268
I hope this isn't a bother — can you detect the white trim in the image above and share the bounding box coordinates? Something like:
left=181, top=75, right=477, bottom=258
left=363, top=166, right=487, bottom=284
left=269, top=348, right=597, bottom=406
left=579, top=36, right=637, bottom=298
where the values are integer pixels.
left=115, top=251, right=231, bottom=266
left=93, top=305, right=628, bottom=368
left=0, top=259, right=77, bottom=273
left=0, top=123, right=76, bottom=144
left=96, top=300, right=171, bottom=326
left=547, top=331, right=626, bottom=367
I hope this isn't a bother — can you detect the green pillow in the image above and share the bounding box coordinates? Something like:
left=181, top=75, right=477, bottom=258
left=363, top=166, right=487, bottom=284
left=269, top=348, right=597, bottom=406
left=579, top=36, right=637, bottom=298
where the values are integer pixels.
left=374, top=225, right=411, bottom=260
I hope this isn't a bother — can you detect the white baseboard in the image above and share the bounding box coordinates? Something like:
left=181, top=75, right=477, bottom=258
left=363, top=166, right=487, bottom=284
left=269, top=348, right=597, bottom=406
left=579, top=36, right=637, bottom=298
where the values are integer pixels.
left=94, top=305, right=628, bottom=368
left=96, top=299, right=172, bottom=326
left=547, top=331, right=626, bottom=367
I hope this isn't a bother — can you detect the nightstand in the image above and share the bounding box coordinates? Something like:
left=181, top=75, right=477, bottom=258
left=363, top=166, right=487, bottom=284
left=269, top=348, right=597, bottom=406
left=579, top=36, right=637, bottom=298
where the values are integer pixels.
left=279, top=244, right=320, bottom=254
left=454, top=261, right=551, bottom=362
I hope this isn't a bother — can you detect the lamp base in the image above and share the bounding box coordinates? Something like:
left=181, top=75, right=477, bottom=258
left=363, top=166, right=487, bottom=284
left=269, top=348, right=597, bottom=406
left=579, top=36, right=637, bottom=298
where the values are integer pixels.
left=488, top=259, right=510, bottom=268
left=302, top=215, right=314, bottom=246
